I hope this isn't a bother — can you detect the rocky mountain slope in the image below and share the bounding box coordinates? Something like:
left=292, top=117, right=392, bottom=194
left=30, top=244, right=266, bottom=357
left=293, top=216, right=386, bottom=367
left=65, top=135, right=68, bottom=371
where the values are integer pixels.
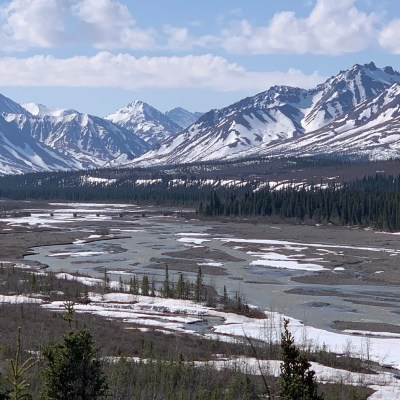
left=0, top=113, right=78, bottom=174
left=0, top=98, right=149, bottom=174
left=2, top=62, right=400, bottom=174
left=134, top=62, right=400, bottom=165
left=257, top=82, right=400, bottom=160
left=105, top=101, right=182, bottom=147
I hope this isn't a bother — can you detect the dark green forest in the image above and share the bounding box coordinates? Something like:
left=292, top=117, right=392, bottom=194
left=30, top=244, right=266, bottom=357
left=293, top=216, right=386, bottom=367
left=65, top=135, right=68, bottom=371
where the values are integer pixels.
left=202, top=175, right=400, bottom=231
left=1, top=165, right=400, bottom=230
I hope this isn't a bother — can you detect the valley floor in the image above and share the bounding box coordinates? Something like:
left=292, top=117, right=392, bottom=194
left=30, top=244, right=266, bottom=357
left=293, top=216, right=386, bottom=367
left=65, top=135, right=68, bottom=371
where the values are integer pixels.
left=1, top=200, right=400, bottom=398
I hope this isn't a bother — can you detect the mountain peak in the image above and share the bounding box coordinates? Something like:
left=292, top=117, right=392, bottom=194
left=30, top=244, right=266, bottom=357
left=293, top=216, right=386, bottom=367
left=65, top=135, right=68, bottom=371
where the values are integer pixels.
left=106, top=100, right=182, bottom=146
left=383, top=66, right=399, bottom=76
left=22, top=102, right=78, bottom=118
left=345, top=62, right=400, bottom=78
left=22, top=102, right=48, bottom=116
left=110, top=100, right=166, bottom=120
left=126, top=100, right=146, bottom=110
left=165, top=107, right=204, bottom=129
left=364, top=61, right=377, bottom=71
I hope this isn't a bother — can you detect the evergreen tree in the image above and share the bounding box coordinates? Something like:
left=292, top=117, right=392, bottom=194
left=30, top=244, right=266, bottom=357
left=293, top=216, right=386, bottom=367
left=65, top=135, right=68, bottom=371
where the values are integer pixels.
left=162, top=264, right=171, bottom=298
left=279, top=319, right=323, bottom=400
left=42, top=329, right=108, bottom=400
left=195, top=267, right=203, bottom=302
left=62, top=301, right=75, bottom=331
left=141, top=275, right=149, bottom=296
left=223, top=285, right=228, bottom=303
left=102, top=269, right=110, bottom=293
left=129, top=276, right=139, bottom=295
left=184, top=278, right=191, bottom=299
left=5, top=328, right=36, bottom=400
left=176, top=273, right=185, bottom=299
left=118, top=276, right=124, bottom=292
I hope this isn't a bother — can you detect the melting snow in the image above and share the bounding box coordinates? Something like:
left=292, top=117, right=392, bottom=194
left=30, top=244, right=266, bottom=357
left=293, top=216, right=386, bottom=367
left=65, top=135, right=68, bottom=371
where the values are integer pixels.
left=48, top=251, right=105, bottom=258
left=0, top=295, right=43, bottom=304
left=177, top=237, right=211, bottom=245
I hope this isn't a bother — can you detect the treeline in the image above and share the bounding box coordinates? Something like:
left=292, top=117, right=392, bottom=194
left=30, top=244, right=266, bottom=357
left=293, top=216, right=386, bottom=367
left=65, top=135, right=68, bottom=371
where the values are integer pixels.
left=0, top=156, right=351, bottom=205
left=202, top=175, right=400, bottom=231
left=119, top=265, right=261, bottom=318
left=2, top=167, right=400, bottom=230
left=0, top=169, right=244, bottom=206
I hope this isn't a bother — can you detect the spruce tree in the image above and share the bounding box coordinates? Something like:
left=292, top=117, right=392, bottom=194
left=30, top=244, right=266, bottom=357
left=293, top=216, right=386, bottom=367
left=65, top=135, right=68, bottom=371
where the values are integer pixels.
left=5, top=328, right=36, bottom=400
left=176, top=273, right=185, bottom=299
left=195, top=267, right=203, bottom=302
left=130, top=276, right=139, bottom=295
left=141, top=275, right=149, bottom=296
left=162, top=264, right=170, bottom=298
left=223, top=285, right=228, bottom=304
left=102, top=269, right=110, bottom=293
left=42, top=329, right=108, bottom=400
left=279, top=319, right=323, bottom=400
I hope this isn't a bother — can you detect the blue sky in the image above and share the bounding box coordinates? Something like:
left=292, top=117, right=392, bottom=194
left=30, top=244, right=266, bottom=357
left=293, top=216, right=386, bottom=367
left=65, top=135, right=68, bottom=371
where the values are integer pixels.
left=0, top=0, right=399, bottom=116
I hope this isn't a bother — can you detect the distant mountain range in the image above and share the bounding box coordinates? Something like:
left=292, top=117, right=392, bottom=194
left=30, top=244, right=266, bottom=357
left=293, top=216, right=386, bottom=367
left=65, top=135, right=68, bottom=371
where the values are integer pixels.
left=0, top=95, right=202, bottom=174
left=1, top=62, right=400, bottom=174
left=105, top=101, right=183, bottom=147
left=133, top=62, right=400, bottom=165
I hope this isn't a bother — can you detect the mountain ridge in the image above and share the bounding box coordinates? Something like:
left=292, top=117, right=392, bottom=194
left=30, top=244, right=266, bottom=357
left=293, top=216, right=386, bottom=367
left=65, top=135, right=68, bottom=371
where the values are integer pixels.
left=105, top=100, right=182, bottom=146
left=2, top=62, right=400, bottom=174
left=132, top=62, right=400, bottom=166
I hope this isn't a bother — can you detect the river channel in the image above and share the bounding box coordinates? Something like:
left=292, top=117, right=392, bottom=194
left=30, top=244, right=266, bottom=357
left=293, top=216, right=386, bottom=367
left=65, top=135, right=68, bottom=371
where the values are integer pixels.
left=23, top=203, right=400, bottom=333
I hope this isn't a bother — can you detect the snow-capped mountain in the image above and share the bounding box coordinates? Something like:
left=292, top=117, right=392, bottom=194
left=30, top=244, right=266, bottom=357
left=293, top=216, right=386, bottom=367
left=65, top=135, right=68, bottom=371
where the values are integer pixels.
left=256, top=83, right=400, bottom=160
left=0, top=114, right=78, bottom=174
left=105, top=101, right=182, bottom=146
left=0, top=98, right=149, bottom=174
left=134, top=62, right=400, bottom=165
left=165, top=107, right=203, bottom=129
left=22, top=102, right=77, bottom=118
left=2, top=62, right=400, bottom=175
left=302, top=62, right=400, bottom=132
left=11, top=105, right=149, bottom=168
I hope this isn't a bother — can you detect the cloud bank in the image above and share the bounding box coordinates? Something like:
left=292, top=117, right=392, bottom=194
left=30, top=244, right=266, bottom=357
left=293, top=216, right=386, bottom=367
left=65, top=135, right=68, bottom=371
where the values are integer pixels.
left=218, top=0, right=378, bottom=55
left=0, top=0, right=395, bottom=55
left=0, top=52, right=325, bottom=91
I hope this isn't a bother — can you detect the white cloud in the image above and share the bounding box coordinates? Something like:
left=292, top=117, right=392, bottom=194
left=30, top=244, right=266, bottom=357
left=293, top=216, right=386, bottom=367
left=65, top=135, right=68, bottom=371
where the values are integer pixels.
left=219, top=0, right=378, bottom=55
left=0, top=52, right=325, bottom=92
left=163, top=26, right=191, bottom=50
left=163, top=25, right=216, bottom=51
left=0, top=0, right=387, bottom=56
left=379, top=19, right=400, bottom=54
left=0, top=0, right=68, bottom=51
left=72, top=0, right=156, bottom=50
left=0, top=0, right=156, bottom=51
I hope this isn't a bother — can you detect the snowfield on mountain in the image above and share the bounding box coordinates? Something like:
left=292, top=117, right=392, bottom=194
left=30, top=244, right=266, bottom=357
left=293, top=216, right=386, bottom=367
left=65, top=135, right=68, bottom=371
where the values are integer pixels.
left=2, top=63, right=400, bottom=174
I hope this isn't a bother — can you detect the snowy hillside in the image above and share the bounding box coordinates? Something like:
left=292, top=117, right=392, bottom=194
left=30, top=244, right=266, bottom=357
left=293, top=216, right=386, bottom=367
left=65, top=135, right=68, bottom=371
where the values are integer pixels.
left=3, top=62, right=400, bottom=174
left=133, top=63, right=400, bottom=166
left=0, top=99, right=149, bottom=174
left=0, top=114, right=78, bottom=174
left=106, top=101, right=182, bottom=146
left=256, top=83, right=400, bottom=160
